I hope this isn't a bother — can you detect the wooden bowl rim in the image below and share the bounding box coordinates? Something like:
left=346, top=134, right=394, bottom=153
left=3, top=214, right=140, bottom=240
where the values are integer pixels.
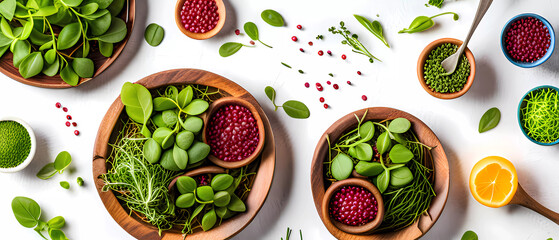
left=417, top=38, right=476, bottom=100
left=92, top=68, right=276, bottom=240
left=321, top=178, right=385, bottom=235
left=174, top=0, right=226, bottom=40
left=0, top=0, right=136, bottom=89
left=310, top=107, right=450, bottom=240
left=202, top=97, right=266, bottom=169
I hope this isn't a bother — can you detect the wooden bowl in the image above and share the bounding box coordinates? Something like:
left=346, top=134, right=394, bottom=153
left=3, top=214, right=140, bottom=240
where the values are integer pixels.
left=175, top=0, right=226, bottom=40
left=202, top=97, right=266, bottom=169
left=0, top=0, right=136, bottom=88
left=168, top=166, right=226, bottom=191
left=321, top=178, right=384, bottom=235
left=417, top=38, right=476, bottom=99
left=311, top=107, right=450, bottom=240
left=92, top=69, right=275, bottom=240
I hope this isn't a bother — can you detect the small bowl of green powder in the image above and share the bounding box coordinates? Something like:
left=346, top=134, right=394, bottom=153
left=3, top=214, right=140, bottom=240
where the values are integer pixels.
left=518, top=85, right=559, bottom=146
left=0, top=117, right=36, bottom=172
left=417, top=38, right=476, bottom=99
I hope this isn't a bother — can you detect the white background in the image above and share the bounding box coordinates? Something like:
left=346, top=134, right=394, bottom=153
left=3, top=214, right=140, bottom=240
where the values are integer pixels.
left=1, top=0, right=559, bottom=239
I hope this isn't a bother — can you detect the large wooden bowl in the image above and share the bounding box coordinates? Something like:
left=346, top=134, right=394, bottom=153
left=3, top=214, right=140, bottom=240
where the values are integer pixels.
left=92, top=69, right=276, bottom=239
left=0, top=0, right=136, bottom=88
left=311, top=107, right=449, bottom=240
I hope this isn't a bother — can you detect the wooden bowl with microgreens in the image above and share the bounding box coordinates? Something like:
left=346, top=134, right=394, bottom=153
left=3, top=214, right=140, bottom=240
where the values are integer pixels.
left=311, top=107, right=449, bottom=240
left=92, top=68, right=275, bottom=240
left=175, top=0, right=226, bottom=40
left=417, top=38, right=476, bottom=99
left=0, top=0, right=136, bottom=88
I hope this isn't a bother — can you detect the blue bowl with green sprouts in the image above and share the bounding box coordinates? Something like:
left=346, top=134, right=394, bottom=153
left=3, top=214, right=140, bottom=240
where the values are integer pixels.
left=517, top=85, right=559, bottom=145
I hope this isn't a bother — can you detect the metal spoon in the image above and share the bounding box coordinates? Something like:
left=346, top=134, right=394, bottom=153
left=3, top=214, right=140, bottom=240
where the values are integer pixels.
left=441, top=0, right=493, bottom=75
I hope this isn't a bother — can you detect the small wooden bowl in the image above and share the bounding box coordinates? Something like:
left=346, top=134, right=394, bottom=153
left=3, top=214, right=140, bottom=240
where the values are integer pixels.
left=311, top=107, right=450, bottom=240
left=93, top=69, right=275, bottom=240
left=168, top=166, right=225, bottom=191
left=0, top=0, right=136, bottom=88
left=417, top=38, right=476, bottom=99
left=175, top=0, right=226, bottom=40
left=321, top=178, right=384, bottom=235
left=202, top=97, right=266, bottom=169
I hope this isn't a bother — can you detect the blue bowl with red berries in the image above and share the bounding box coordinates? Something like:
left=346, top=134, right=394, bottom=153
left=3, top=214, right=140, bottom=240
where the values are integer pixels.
left=501, top=13, right=555, bottom=68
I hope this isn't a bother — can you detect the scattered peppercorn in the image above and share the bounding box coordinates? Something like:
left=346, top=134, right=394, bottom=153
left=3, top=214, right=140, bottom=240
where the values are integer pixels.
left=74, top=130, right=80, bottom=136
left=65, top=121, right=70, bottom=127
left=308, top=41, right=313, bottom=46
left=341, top=54, right=347, bottom=60
left=62, top=107, right=68, bottom=112
left=55, top=102, right=61, bottom=108
left=326, top=81, right=331, bottom=85
left=297, top=25, right=302, bottom=30
left=235, top=29, right=240, bottom=35
left=299, top=48, right=304, bottom=52
left=72, top=122, right=77, bottom=127
left=304, top=82, right=310, bottom=88
left=250, top=40, right=255, bottom=45
left=357, top=71, right=362, bottom=75
left=347, top=81, right=351, bottom=85
left=327, top=50, right=332, bottom=56
left=323, top=104, right=329, bottom=109
left=333, top=84, right=339, bottom=90
left=318, top=50, right=324, bottom=56
left=316, top=83, right=324, bottom=91
left=362, top=95, right=368, bottom=101
left=292, top=36, right=298, bottom=41
left=424, top=43, right=470, bottom=93
left=66, top=115, right=72, bottom=120
left=319, top=97, right=325, bottom=103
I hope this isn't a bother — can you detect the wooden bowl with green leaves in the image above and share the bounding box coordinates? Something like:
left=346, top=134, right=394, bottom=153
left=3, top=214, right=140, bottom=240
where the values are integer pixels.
left=311, top=107, right=449, bottom=240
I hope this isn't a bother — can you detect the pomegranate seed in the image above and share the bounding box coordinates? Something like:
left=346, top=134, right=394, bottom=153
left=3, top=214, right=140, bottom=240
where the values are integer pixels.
left=66, top=115, right=72, bottom=120
left=323, top=104, right=329, bottom=109
left=341, top=54, right=347, bottom=60
left=62, top=107, right=68, bottom=112
left=318, top=50, right=324, bottom=56
left=326, top=81, right=331, bottom=85
left=319, top=97, right=325, bottom=103
left=308, top=41, right=313, bottom=46
left=333, top=84, right=339, bottom=90
left=72, top=122, right=77, bottom=127
left=329, top=186, right=378, bottom=226
left=292, top=36, right=298, bottom=41
left=327, top=50, right=332, bottom=55
left=297, top=25, right=302, bottom=30
left=362, top=95, right=368, bottom=101
left=316, top=83, right=324, bottom=91
left=357, top=71, right=362, bottom=75
left=65, top=121, right=71, bottom=127
left=299, top=48, right=304, bottom=52
left=249, top=40, right=255, bottom=45
left=304, top=82, right=310, bottom=88
left=74, top=130, right=80, bottom=136
left=347, top=81, right=351, bottom=85
left=235, top=29, right=240, bottom=35
left=180, top=0, right=219, bottom=33
left=505, top=17, right=551, bottom=62
left=55, top=102, right=61, bottom=108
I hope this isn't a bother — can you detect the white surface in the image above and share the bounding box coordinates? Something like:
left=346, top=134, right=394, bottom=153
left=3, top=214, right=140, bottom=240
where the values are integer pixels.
left=1, top=0, right=559, bottom=239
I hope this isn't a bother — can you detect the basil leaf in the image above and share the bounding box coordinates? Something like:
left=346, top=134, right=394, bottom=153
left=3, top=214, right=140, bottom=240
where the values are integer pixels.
left=388, top=118, right=411, bottom=133
left=38, top=41, right=53, bottom=51
left=197, top=186, right=214, bottom=201
left=48, top=229, right=68, bottom=240
left=36, top=163, right=57, bottom=180
left=71, top=58, right=94, bottom=78
left=176, top=193, right=195, bottom=208
left=261, top=9, right=284, bottom=27
left=177, top=86, right=193, bottom=109
left=211, top=174, right=234, bottom=191
left=219, top=42, right=243, bottom=57
left=31, top=6, right=57, bottom=17
left=377, top=170, right=390, bottom=193
left=19, top=18, right=33, bottom=40
left=86, top=10, right=111, bottom=36
left=461, top=230, right=478, bottom=240
left=94, top=17, right=127, bottom=43
left=0, top=31, right=12, bottom=47
left=47, top=216, right=65, bottom=230
left=180, top=116, right=203, bottom=133
left=57, top=23, right=81, bottom=50
left=1, top=17, right=14, bottom=38
left=53, top=151, right=72, bottom=173
left=81, top=3, right=99, bottom=15
left=153, top=97, right=177, bottom=111
left=120, top=82, right=153, bottom=136
left=478, top=107, right=500, bottom=133
left=201, top=208, right=217, bottom=231
left=183, top=99, right=209, bottom=115
left=243, top=22, right=259, bottom=41
left=399, top=12, right=459, bottom=34
left=18, top=52, right=43, bottom=79
left=389, top=144, right=414, bottom=164
left=265, top=86, right=276, bottom=105
left=144, top=23, right=164, bottom=47
left=390, top=166, right=413, bottom=187
left=227, top=194, right=246, bottom=212
left=13, top=40, right=30, bottom=68
left=0, top=44, right=8, bottom=58
left=213, top=191, right=231, bottom=207
left=160, top=149, right=181, bottom=171
left=176, top=130, right=194, bottom=150
left=0, top=0, right=16, bottom=21
left=331, top=153, right=353, bottom=181
left=98, top=40, right=113, bottom=57
left=354, top=14, right=389, bottom=48
left=153, top=127, right=174, bottom=149
left=11, top=196, right=41, bottom=228
left=29, top=29, right=51, bottom=46
left=60, top=64, right=79, bottom=86
left=376, top=131, right=392, bottom=155
left=358, top=121, right=374, bottom=142
left=355, top=161, right=383, bottom=177
left=282, top=100, right=310, bottom=119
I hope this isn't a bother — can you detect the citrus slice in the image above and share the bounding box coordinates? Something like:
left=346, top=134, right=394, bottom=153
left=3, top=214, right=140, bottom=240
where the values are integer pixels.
left=469, top=156, right=518, bottom=208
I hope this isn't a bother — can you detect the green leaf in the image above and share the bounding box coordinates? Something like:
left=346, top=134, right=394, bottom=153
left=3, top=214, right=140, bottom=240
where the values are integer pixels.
left=176, top=130, right=194, bottom=150
left=77, top=177, right=84, bottom=186
left=354, top=14, right=389, bottom=48
left=45, top=49, right=56, bottom=64
left=219, top=42, right=243, bottom=57
left=160, top=149, right=181, bottom=171
left=12, top=196, right=41, bottom=228
left=243, top=21, right=259, bottom=41
left=107, top=0, right=125, bottom=17
left=183, top=99, right=209, bottom=115
left=61, top=0, right=83, bottom=7
left=177, top=176, right=197, bottom=194
left=399, top=12, right=458, bottom=34
left=19, top=18, right=33, bottom=40
left=143, top=138, right=161, bottom=164
left=31, top=6, right=58, bottom=17
left=0, top=31, right=12, bottom=47
left=479, top=107, right=500, bottom=133
left=12, top=40, right=30, bottom=68
left=0, top=17, right=14, bottom=38
left=172, top=144, right=188, bottom=170
left=377, top=170, right=390, bottom=193
left=282, top=100, right=310, bottom=119
left=153, top=97, right=177, bottom=111
left=201, top=208, right=217, bottom=231
left=355, top=143, right=373, bottom=161
left=388, top=118, right=411, bottom=133
left=88, top=0, right=113, bottom=9
left=179, top=116, right=203, bottom=133
left=60, top=64, right=79, bottom=86
left=389, top=144, right=414, bottom=164
left=177, top=86, right=193, bottom=109
left=176, top=193, right=195, bottom=208
left=38, top=41, right=53, bottom=51
left=81, top=3, right=99, bottom=15
left=213, top=191, right=231, bottom=207
left=461, top=230, right=478, bottom=240
left=48, top=229, right=68, bottom=240
left=47, top=216, right=65, bottom=230
left=264, top=86, right=276, bottom=105
left=187, top=141, right=210, bottom=164
left=331, top=153, right=353, bottom=181
left=53, top=151, right=72, bottom=173
left=29, top=29, right=51, bottom=46
left=94, top=17, right=126, bottom=43
left=197, top=186, right=214, bottom=201
left=120, top=82, right=153, bottom=135
left=42, top=56, right=59, bottom=77
left=98, top=40, right=113, bottom=57
left=261, top=9, right=284, bottom=27
left=0, top=45, right=8, bottom=58
left=0, top=0, right=16, bottom=21
left=390, top=166, right=413, bottom=187
left=376, top=131, right=392, bottom=155
left=227, top=194, right=246, bottom=212
left=86, top=10, right=111, bottom=35
left=144, top=23, right=164, bottom=46
left=152, top=127, right=174, bottom=149
left=57, top=23, right=81, bottom=50
left=18, top=52, right=43, bottom=79
left=355, top=161, right=383, bottom=177
left=358, top=121, right=374, bottom=142
left=211, top=174, right=234, bottom=191
left=189, top=204, right=205, bottom=223
left=36, top=163, right=57, bottom=179
left=71, top=58, right=94, bottom=78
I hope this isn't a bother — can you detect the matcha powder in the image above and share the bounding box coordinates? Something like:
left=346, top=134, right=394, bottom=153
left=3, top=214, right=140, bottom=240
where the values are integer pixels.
left=0, top=121, right=31, bottom=168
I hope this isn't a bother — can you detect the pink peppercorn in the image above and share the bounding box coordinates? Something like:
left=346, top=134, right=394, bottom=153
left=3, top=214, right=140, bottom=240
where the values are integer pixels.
left=292, top=36, right=298, bottom=41
left=318, top=50, right=324, bottom=56
left=362, top=95, right=368, bottom=101
left=341, top=54, right=347, bottom=60
left=333, top=84, right=339, bottom=90
left=304, top=82, right=310, bottom=88
left=297, top=25, right=302, bottom=30
left=319, top=97, right=325, bottom=103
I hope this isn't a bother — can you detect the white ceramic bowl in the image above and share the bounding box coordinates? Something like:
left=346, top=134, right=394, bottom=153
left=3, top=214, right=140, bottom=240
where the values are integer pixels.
left=0, top=117, right=36, bottom=173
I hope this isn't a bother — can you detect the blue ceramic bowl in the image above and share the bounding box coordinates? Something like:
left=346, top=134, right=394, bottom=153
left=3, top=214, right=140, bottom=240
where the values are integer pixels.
left=517, top=85, right=559, bottom=146
left=501, top=13, right=555, bottom=68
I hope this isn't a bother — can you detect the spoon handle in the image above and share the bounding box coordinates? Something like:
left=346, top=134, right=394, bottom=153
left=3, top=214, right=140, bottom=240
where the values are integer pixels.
left=510, top=184, right=559, bottom=225
left=457, top=0, right=493, bottom=55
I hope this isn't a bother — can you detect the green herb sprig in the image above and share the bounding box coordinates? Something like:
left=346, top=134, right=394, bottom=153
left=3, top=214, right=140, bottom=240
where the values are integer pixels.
left=244, top=22, right=272, bottom=48
left=219, top=42, right=255, bottom=57
left=12, top=196, right=69, bottom=240
left=36, top=151, right=72, bottom=180
left=399, top=12, right=459, bottom=34
left=328, top=21, right=380, bottom=63
left=354, top=14, right=390, bottom=48
left=265, top=86, right=310, bottom=119
left=281, top=227, right=303, bottom=240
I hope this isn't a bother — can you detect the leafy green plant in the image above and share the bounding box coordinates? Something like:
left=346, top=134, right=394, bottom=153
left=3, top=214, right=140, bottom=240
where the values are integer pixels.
left=353, top=14, right=389, bottom=48
left=218, top=42, right=254, bottom=57
left=244, top=22, right=271, bottom=48
left=265, top=86, right=310, bottom=119
left=428, top=0, right=444, bottom=8
left=144, top=23, right=164, bottom=46
left=399, top=12, right=459, bottom=33
left=121, top=82, right=153, bottom=138
left=0, top=0, right=128, bottom=84
left=11, top=196, right=69, bottom=240
left=261, top=9, right=284, bottom=27
left=478, top=107, right=501, bottom=133
left=328, top=21, right=380, bottom=63
left=36, top=151, right=72, bottom=180
left=461, top=230, right=478, bottom=240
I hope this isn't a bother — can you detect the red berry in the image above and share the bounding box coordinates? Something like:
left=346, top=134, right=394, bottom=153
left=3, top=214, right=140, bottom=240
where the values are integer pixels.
left=326, top=81, right=331, bottom=85
left=74, top=130, right=80, bottom=136
left=316, top=83, right=323, bottom=91
left=319, top=97, right=325, bottom=103
left=65, top=121, right=71, bottom=127
left=55, top=102, right=61, bottom=108
left=72, top=122, right=77, bottom=127
left=333, top=84, right=339, bottom=90
left=504, top=17, right=551, bottom=62
left=235, top=29, right=240, bottom=35
left=62, top=107, right=68, bottom=112
left=357, top=71, right=362, bottom=75
left=304, top=82, right=310, bottom=88
left=341, top=54, right=347, bottom=60
left=362, top=95, right=368, bottom=101
left=297, top=25, right=302, bottom=30
left=66, top=115, right=72, bottom=120
left=327, top=50, right=332, bottom=55
left=329, top=186, right=378, bottom=226
left=292, top=36, right=298, bottom=41
left=323, top=104, right=329, bottom=109
left=308, top=41, right=313, bottom=46
left=347, top=81, right=351, bottom=85
left=250, top=40, right=255, bottom=45
left=318, top=50, right=324, bottom=56
left=299, top=48, right=304, bottom=52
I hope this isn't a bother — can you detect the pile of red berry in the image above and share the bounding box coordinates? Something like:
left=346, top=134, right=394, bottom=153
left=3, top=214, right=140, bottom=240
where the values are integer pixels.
left=504, top=17, right=551, bottom=63
left=329, top=185, right=378, bottom=226
left=179, top=0, right=219, bottom=34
